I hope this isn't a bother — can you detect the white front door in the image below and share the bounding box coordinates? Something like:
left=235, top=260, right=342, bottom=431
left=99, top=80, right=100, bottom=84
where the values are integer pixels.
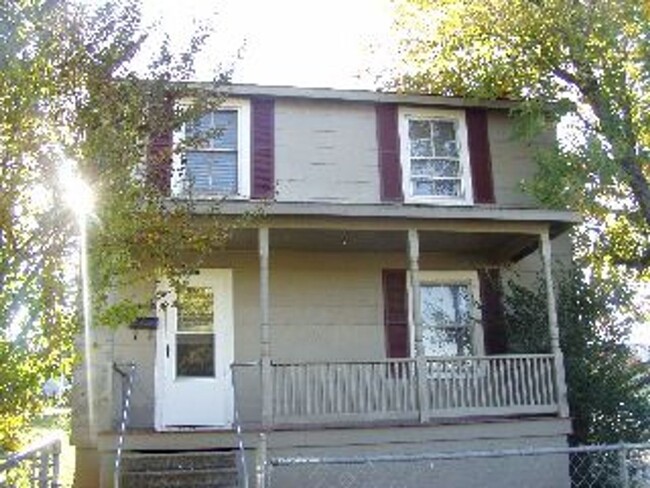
left=156, top=269, right=234, bottom=429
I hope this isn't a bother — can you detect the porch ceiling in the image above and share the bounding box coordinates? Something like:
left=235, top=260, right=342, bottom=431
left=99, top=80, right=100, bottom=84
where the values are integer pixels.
left=223, top=228, right=540, bottom=264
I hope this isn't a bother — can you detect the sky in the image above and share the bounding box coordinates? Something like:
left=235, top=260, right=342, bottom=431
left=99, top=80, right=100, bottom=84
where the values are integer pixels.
left=139, top=0, right=395, bottom=89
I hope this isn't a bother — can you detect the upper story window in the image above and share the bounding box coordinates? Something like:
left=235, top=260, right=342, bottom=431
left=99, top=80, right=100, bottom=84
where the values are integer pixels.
left=399, top=107, right=473, bottom=205
left=172, top=99, right=250, bottom=198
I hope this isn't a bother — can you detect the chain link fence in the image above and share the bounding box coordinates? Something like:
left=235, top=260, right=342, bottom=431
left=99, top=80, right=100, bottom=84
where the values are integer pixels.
left=259, top=441, right=650, bottom=488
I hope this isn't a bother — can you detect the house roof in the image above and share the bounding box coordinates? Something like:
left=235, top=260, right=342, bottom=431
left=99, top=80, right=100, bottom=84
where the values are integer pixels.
left=182, top=82, right=520, bottom=110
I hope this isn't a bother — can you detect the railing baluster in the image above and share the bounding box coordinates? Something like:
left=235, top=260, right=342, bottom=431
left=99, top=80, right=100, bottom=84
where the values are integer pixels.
left=526, top=357, right=535, bottom=405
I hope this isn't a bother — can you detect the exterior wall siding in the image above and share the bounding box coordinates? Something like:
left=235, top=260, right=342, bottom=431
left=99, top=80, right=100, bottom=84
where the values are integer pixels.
left=503, top=232, right=574, bottom=290
left=274, top=99, right=380, bottom=203
left=488, top=110, right=553, bottom=207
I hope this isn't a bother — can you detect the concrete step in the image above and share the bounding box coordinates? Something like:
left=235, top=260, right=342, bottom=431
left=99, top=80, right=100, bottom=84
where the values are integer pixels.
left=119, top=450, right=239, bottom=488
left=121, top=450, right=237, bottom=472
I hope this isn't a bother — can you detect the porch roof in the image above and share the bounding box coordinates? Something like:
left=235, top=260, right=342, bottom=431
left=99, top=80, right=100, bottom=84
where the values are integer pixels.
left=188, top=201, right=578, bottom=235
left=185, top=201, right=578, bottom=264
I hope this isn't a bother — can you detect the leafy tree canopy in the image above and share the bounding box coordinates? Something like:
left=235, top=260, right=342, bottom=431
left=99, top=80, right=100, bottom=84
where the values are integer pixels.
left=0, top=0, right=236, bottom=448
left=505, top=270, right=650, bottom=445
left=390, top=0, right=650, bottom=278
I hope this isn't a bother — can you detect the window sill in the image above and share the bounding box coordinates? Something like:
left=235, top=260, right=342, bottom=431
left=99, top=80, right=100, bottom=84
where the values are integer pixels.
left=403, top=196, right=474, bottom=206
left=170, top=193, right=251, bottom=201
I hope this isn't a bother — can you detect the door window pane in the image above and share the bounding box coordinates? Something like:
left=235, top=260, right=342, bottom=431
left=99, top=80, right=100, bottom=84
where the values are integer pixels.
left=177, top=334, right=215, bottom=377
left=178, top=287, right=213, bottom=332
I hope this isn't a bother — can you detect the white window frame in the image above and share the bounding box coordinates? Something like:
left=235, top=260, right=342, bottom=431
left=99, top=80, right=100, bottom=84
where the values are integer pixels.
left=398, top=107, right=473, bottom=205
left=171, top=98, right=251, bottom=199
left=408, top=270, right=484, bottom=358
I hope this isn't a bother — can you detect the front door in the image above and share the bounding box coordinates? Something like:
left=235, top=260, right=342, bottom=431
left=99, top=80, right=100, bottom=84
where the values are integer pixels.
left=156, top=269, right=234, bottom=428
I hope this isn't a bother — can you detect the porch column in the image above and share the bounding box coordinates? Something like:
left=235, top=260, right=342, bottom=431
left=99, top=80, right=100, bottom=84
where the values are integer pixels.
left=540, top=230, right=570, bottom=417
left=408, top=229, right=428, bottom=422
left=259, top=227, right=272, bottom=428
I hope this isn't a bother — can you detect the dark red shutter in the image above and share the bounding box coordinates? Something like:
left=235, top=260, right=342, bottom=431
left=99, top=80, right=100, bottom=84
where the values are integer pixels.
left=376, top=104, right=403, bottom=202
left=479, top=268, right=507, bottom=354
left=466, top=108, right=495, bottom=204
left=146, top=96, right=174, bottom=195
left=383, top=269, right=409, bottom=357
left=251, top=97, right=275, bottom=199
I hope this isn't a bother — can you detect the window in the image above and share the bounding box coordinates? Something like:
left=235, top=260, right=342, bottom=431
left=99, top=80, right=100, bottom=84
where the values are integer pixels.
left=410, top=271, right=483, bottom=357
left=172, top=99, right=250, bottom=198
left=399, top=107, right=472, bottom=204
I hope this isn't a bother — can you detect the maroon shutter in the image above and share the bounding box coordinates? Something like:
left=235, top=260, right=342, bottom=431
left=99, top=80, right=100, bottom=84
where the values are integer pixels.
left=251, top=97, right=275, bottom=199
left=146, top=96, right=174, bottom=195
left=376, top=103, right=403, bottom=202
left=466, top=108, right=495, bottom=204
left=479, top=268, right=507, bottom=354
left=383, top=269, right=409, bottom=358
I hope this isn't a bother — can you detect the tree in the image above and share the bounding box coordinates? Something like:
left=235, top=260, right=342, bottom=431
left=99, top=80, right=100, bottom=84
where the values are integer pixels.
left=504, top=270, right=650, bottom=445
left=389, top=0, right=650, bottom=277
left=0, top=0, right=231, bottom=449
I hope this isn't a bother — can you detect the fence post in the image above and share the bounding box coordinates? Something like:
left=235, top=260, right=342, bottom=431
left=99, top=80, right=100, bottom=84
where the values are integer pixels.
left=38, top=449, right=48, bottom=488
left=51, top=440, right=61, bottom=488
left=255, top=433, right=268, bottom=488
left=618, top=444, right=629, bottom=488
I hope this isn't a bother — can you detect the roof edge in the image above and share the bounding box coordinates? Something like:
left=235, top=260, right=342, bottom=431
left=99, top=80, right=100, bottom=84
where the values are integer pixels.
left=180, top=82, right=521, bottom=110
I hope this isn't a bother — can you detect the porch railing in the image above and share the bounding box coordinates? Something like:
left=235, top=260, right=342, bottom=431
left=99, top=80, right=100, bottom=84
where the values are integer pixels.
left=268, top=354, right=558, bottom=424
left=0, top=437, right=61, bottom=488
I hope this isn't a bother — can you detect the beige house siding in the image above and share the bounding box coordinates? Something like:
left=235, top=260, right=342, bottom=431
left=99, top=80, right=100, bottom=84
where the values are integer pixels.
left=503, top=232, right=574, bottom=290
left=489, top=110, right=538, bottom=207
left=274, top=99, right=380, bottom=203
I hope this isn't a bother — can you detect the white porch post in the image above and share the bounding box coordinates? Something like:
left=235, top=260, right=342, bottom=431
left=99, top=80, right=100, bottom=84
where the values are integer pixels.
left=408, top=229, right=428, bottom=422
left=259, top=227, right=272, bottom=427
left=540, top=230, right=570, bottom=417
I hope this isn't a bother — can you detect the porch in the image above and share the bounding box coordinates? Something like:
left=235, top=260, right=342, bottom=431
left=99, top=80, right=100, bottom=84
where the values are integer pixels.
left=112, top=204, right=578, bottom=433
left=221, top=205, right=574, bottom=428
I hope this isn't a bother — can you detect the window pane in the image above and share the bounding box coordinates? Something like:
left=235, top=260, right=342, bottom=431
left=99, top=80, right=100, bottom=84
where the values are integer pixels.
left=185, top=151, right=238, bottom=195
left=187, top=110, right=238, bottom=150
left=176, top=334, right=215, bottom=377
left=421, top=284, right=472, bottom=357
left=411, top=139, right=433, bottom=157
left=413, top=180, right=434, bottom=196
left=178, top=287, right=213, bottom=332
left=421, top=284, right=470, bottom=326
left=411, top=159, right=460, bottom=178
left=432, top=179, right=461, bottom=197
left=409, top=120, right=431, bottom=140
left=211, top=111, right=238, bottom=150
left=432, top=120, right=459, bottom=157
left=423, top=327, right=472, bottom=356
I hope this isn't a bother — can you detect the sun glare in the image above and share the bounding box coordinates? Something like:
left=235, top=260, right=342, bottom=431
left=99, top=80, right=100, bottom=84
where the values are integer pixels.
left=58, top=160, right=94, bottom=219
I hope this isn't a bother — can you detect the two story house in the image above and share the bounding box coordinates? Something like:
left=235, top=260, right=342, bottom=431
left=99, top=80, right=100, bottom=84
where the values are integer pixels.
left=71, top=84, right=578, bottom=488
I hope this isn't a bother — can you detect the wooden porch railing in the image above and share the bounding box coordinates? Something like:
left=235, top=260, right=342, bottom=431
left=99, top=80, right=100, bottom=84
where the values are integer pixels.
left=267, top=354, right=558, bottom=424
